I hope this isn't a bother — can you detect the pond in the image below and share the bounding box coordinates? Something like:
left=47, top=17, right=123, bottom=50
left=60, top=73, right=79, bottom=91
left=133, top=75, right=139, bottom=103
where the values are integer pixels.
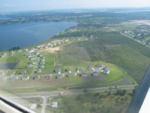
left=0, top=62, right=18, bottom=69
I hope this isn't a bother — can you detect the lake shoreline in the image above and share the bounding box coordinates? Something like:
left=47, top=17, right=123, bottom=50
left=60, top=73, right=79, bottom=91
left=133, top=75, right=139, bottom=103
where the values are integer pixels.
left=0, top=22, right=77, bottom=51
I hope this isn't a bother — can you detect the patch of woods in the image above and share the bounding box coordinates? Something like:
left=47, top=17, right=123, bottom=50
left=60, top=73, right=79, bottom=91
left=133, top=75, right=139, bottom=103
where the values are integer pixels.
left=9, top=46, right=20, bottom=51
left=48, top=88, right=135, bottom=113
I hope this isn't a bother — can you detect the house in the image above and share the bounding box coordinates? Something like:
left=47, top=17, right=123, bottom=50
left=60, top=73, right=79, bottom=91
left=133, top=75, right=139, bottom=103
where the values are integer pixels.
left=33, top=75, right=40, bottom=80
left=28, top=61, right=34, bottom=65
left=87, top=66, right=95, bottom=71
left=65, top=68, right=71, bottom=73
left=56, top=74, right=64, bottom=79
left=8, top=72, right=16, bottom=76
left=39, top=61, right=45, bottom=65
left=1, top=52, right=7, bottom=57
left=80, top=72, right=88, bottom=77
left=68, top=73, right=77, bottom=77
left=20, top=70, right=26, bottom=75
left=24, top=49, right=29, bottom=51
left=9, top=51, right=14, bottom=56
left=9, top=76, right=19, bottom=80
left=45, top=75, right=51, bottom=80
left=3, top=77, right=7, bottom=81
left=36, top=69, right=41, bottom=73
left=27, top=64, right=32, bottom=67
left=0, top=72, right=5, bottom=76
left=102, top=69, right=110, bottom=74
left=54, top=68, right=61, bottom=74
left=92, top=72, right=99, bottom=76
left=76, top=68, right=82, bottom=73
left=39, top=65, right=44, bottom=68
left=95, top=64, right=103, bottom=68
left=102, top=67, right=110, bottom=74
left=35, top=52, right=40, bottom=55
left=30, top=57, right=36, bottom=60
left=29, top=103, right=37, bottom=110
left=51, top=102, right=58, bottom=108
left=22, top=76, right=29, bottom=80
left=17, top=50, right=22, bottom=52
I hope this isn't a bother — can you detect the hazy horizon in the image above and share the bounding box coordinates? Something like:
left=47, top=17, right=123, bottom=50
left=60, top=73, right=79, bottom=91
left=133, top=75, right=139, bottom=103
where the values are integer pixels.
left=1, top=0, right=150, bottom=12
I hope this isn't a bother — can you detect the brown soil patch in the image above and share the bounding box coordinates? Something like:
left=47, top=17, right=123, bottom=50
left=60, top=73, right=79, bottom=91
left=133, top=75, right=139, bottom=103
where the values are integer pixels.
left=38, top=47, right=61, bottom=53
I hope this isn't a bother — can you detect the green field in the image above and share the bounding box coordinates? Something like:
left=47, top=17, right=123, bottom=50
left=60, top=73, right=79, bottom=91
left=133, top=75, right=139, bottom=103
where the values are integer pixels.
left=75, top=32, right=150, bottom=83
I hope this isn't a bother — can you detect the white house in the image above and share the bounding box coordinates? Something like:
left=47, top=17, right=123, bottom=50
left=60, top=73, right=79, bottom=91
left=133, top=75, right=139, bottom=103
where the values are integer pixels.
left=51, top=102, right=58, bottom=108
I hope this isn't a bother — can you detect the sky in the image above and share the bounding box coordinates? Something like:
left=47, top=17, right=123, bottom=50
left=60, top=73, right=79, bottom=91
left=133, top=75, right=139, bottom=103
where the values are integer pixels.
left=1, top=0, right=150, bottom=12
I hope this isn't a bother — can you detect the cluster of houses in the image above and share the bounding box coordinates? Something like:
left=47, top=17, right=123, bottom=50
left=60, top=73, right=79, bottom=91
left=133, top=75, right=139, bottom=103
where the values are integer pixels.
left=36, top=40, right=66, bottom=50
left=0, top=64, right=110, bottom=81
left=0, top=51, right=15, bottom=57
left=28, top=101, right=58, bottom=111
left=123, top=30, right=150, bottom=46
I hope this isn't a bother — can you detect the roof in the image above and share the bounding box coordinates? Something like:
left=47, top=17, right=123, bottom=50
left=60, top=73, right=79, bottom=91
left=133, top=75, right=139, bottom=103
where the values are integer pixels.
left=45, top=75, right=51, bottom=80
left=66, top=68, right=71, bottom=72
left=95, top=64, right=103, bottom=67
left=54, top=68, right=61, bottom=73
left=51, top=102, right=57, bottom=108
left=92, top=72, right=99, bottom=76
left=68, top=73, right=77, bottom=77
left=9, top=76, right=18, bottom=80
left=80, top=72, right=88, bottom=77
left=33, top=75, right=40, bottom=80
left=29, top=103, right=37, bottom=110
left=56, top=74, right=64, bottom=79
left=22, top=76, right=29, bottom=80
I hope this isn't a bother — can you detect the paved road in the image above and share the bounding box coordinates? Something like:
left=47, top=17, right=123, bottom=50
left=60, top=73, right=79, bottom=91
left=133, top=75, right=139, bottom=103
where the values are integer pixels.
left=41, top=97, right=47, bottom=113
left=120, top=32, right=150, bottom=48
left=9, top=86, right=135, bottom=98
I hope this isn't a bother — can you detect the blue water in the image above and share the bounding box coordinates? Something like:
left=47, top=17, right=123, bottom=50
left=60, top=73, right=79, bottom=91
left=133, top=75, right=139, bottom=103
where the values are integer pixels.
left=0, top=17, right=11, bottom=20
left=0, top=22, right=77, bottom=51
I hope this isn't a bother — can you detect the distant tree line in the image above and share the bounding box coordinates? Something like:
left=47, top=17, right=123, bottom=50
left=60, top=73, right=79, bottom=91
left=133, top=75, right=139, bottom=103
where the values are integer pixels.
left=9, top=46, right=20, bottom=51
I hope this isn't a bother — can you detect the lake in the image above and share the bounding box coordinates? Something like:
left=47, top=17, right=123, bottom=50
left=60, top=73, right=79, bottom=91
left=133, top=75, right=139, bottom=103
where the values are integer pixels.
left=0, top=17, right=11, bottom=20
left=0, top=22, right=77, bottom=51
left=0, top=62, right=18, bottom=69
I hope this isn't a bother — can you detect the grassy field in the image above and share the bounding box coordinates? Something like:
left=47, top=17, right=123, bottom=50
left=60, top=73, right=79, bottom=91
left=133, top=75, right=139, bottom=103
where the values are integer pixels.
left=45, top=90, right=133, bottom=113
left=76, top=32, right=150, bottom=83
left=55, top=43, right=91, bottom=66
left=1, top=61, right=131, bottom=93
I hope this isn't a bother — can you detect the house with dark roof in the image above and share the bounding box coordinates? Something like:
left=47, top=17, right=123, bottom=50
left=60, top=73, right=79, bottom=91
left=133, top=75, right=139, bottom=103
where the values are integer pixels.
left=65, top=68, right=71, bottom=73
left=80, top=72, right=88, bottom=77
left=20, top=70, right=26, bottom=75
left=36, top=69, right=41, bottom=73
left=54, top=68, right=61, bottom=74
left=33, top=75, right=40, bottom=80
left=102, top=67, right=110, bottom=74
left=87, top=66, right=95, bottom=71
left=95, top=64, right=103, bottom=68
left=45, top=75, right=51, bottom=80
left=56, top=74, right=64, bottom=79
left=76, top=68, right=82, bottom=73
